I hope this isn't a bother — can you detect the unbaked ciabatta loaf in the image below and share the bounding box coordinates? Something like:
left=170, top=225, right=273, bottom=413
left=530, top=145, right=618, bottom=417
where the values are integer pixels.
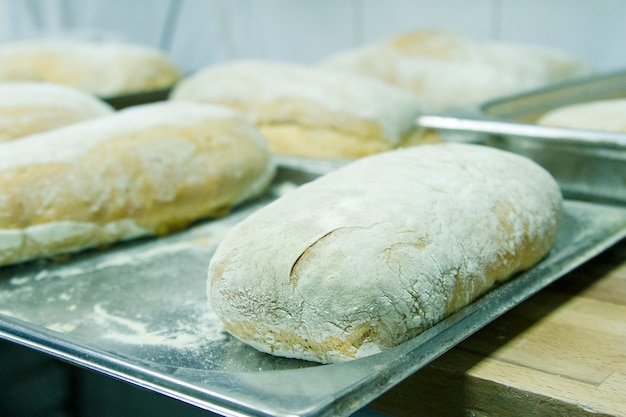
left=208, top=143, right=562, bottom=364
left=0, top=82, right=113, bottom=142
left=0, top=40, right=181, bottom=96
left=537, top=98, right=626, bottom=132
left=170, top=60, right=432, bottom=159
left=319, top=29, right=592, bottom=111
left=0, top=101, right=275, bottom=267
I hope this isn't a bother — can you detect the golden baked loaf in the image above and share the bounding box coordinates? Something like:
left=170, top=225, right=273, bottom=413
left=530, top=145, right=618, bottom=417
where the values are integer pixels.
left=537, top=98, right=626, bottom=132
left=319, top=29, right=593, bottom=111
left=208, top=143, right=562, bottom=364
left=0, top=101, right=275, bottom=267
left=0, top=40, right=181, bottom=96
left=0, top=82, right=113, bottom=142
left=170, top=60, right=432, bottom=159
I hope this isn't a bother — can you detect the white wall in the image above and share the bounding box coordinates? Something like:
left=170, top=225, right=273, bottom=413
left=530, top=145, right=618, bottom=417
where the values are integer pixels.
left=0, top=0, right=624, bottom=73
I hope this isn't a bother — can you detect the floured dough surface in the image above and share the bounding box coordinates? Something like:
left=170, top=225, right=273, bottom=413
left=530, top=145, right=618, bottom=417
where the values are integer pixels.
left=170, top=60, right=427, bottom=158
left=0, top=101, right=275, bottom=266
left=0, top=40, right=181, bottom=96
left=319, top=29, right=592, bottom=111
left=208, top=143, right=562, bottom=364
left=537, top=98, right=626, bottom=132
left=0, top=82, right=113, bottom=142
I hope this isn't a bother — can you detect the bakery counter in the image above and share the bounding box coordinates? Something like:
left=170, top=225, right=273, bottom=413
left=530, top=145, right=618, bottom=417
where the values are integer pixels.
left=369, top=237, right=626, bottom=417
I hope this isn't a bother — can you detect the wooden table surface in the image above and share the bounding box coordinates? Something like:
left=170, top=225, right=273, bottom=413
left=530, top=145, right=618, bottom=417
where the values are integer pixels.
left=369, top=238, right=626, bottom=417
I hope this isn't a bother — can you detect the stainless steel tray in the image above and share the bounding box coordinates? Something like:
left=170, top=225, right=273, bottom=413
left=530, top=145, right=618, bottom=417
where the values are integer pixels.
left=1, top=166, right=626, bottom=417
left=273, top=155, right=350, bottom=175
left=102, top=87, right=173, bottom=109
left=417, top=70, right=626, bottom=205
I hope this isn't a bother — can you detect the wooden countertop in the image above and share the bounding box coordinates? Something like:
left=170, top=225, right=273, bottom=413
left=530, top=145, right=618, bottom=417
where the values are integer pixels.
left=369, top=238, right=626, bottom=417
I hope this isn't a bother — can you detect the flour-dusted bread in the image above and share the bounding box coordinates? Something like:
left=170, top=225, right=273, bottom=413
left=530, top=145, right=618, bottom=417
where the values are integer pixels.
left=208, top=143, right=562, bottom=364
left=537, top=98, right=626, bottom=132
left=0, top=101, right=275, bottom=267
left=0, top=40, right=181, bottom=96
left=0, top=82, right=113, bottom=142
left=319, top=29, right=592, bottom=111
left=170, top=60, right=432, bottom=159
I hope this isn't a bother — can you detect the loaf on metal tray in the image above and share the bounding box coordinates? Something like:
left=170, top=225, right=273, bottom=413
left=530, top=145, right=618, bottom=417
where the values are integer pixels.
left=170, top=60, right=435, bottom=159
left=0, top=40, right=181, bottom=96
left=0, top=82, right=113, bottom=142
left=208, top=143, right=562, bottom=364
left=319, top=29, right=592, bottom=111
left=0, top=101, right=275, bottom=266
left=538, top=98, right=626, bottom=133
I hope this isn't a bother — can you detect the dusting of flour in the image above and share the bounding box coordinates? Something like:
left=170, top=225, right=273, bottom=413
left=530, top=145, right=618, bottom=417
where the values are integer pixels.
left=90, top=303, right=225, bottom=348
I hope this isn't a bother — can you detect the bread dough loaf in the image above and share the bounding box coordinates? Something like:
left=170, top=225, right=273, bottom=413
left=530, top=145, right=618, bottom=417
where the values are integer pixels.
left=537, top=98, right=626, bottom=132
left=0, top=102, right=275, bottom=266
left=0, top=40, right=181, bottom=96
left=0, top=82, right=113, bottom=142
left=208, top=143, right=562, bottom=363
left=170, top=60, right=431, bottom=159
left=319, top=29, right=592, bottom=111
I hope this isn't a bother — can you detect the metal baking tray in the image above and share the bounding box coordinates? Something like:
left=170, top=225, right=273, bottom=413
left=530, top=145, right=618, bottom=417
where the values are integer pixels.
left=1, top=166, right=626, bottom=417
left=417, top=70, right=626, bottom=205
left=101, top=87, right=173, bottom=110
left=273, top=155, right=350, bottom=175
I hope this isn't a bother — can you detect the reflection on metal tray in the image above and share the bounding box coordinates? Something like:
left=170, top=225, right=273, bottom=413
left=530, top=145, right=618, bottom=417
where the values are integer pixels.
left=273, top=155, right=351, bottom=175
left=417, top=70, right=626, bottom=205
left=1, top=166, right=626, bottom=417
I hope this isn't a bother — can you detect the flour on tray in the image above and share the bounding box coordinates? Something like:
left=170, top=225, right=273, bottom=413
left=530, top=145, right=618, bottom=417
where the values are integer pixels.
left=91, top=303, right=226, bottom=348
